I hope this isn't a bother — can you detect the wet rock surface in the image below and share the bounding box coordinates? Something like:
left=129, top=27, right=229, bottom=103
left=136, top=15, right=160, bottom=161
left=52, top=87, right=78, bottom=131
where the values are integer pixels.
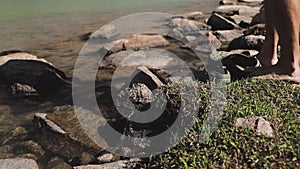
left=0, top=52, right=70, bottom=96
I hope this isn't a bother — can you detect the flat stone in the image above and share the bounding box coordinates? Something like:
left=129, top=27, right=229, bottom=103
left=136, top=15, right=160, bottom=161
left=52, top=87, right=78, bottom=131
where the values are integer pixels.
left=213, top=29, right=244, bottom=45
left=104, top=34, right=169, bottom=53
left=214, top=5, right=259, bottom=16
left=207, top=13, right=239, bottom=30
left=0, top=158, right=39, bottom=169
left=100, top=50, right=174, bottom=68
left=169, top=18, right=211, bottom=33
left=34, top=113, right=66, bottom=135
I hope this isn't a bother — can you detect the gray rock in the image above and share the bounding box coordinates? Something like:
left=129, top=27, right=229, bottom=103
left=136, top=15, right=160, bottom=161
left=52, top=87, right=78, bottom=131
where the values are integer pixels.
left=207, top=13, right=239, bottom=30
left=176, top=11, right=205, bottom=20
left=169, top=18, right=211, bottom=33
left=74, top=160, right=136, bottom=169
left=235, top=116, right=274, bottom=137
left=104, top=34, right=169, bottom=53
left=213, top=29, right=244, bottom=46
left=0, top=158, right=39, bottom=169
left=0, top=52, right=69, bottom=96
left=89, top=24, right=118, bottom=40
left=214, top=5, right=260, bottom=16
left=228, top=35, right=265, bottom=51
left=99, top=50, right=174, bottom=68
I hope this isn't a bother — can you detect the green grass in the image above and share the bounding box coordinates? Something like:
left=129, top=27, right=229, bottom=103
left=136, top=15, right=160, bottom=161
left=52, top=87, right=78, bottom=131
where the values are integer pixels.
left=139, top=79, right=300, bottom=168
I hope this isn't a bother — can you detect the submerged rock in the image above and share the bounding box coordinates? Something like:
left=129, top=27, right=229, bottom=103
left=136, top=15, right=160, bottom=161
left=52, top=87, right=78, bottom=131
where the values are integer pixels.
left=33, top=106, right=104, bottom=165
left=0, top=52, right=69, bottom=96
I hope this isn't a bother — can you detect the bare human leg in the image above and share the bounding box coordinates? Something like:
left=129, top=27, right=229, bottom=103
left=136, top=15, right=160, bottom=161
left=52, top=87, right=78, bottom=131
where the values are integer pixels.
left=256, top=0, right=279, bottom=66
left=250, top=0, right=300, bottom=83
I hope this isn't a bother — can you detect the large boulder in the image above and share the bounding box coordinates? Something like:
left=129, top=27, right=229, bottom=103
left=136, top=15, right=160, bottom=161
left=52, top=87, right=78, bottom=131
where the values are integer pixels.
left=0, top=52, right=69, bottom=96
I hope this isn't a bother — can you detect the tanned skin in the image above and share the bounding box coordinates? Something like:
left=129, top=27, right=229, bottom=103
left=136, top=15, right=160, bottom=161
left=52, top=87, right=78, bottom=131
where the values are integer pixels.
left=250, top=0, right=300, bottom=82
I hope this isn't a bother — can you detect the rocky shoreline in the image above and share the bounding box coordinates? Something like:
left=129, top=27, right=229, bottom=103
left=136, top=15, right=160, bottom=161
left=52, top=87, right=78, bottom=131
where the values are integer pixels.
left=0, top=0, right=278, bottom=168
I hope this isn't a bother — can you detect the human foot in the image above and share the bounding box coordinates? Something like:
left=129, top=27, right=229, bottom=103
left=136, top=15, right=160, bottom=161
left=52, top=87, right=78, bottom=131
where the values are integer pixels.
left=246, top=64, right=300, bottom=83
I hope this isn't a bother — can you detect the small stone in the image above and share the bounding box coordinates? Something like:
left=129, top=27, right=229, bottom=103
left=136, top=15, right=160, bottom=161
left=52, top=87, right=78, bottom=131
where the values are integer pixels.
left=10, top=83, right=38, bottom=97
left=97, top=153, right=114, bottom=163
left=128, top=83, right=153, bottom=105
left=81, top=152, right=94, bottom=165
left=34, top=113, right=66, bottom=135
left=235, top=116, right=274, bottom=137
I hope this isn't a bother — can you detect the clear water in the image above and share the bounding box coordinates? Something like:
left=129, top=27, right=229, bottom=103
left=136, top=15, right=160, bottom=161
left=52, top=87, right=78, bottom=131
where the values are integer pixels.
left=0, top=0, right=199, bottom=21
